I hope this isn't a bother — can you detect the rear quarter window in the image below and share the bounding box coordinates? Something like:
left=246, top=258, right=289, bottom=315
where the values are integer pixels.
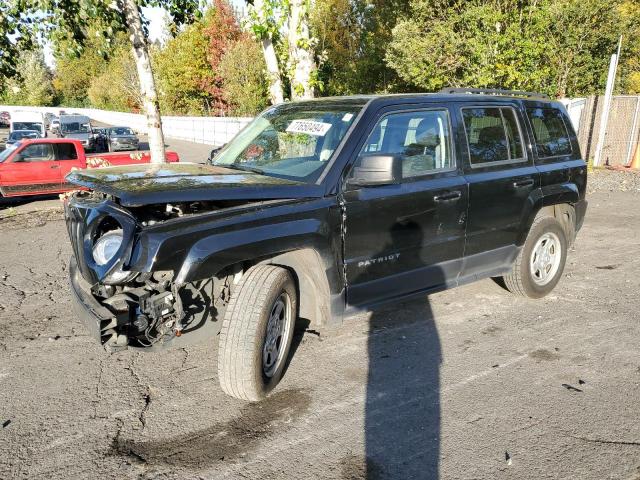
left=526, top=107, right=572, bottom=158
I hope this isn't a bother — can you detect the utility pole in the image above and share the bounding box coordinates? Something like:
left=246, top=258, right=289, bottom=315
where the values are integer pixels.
left=593, top=36, right=622, bottom=167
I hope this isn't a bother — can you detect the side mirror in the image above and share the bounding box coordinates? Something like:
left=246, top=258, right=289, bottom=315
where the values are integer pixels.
left=348, top=154, right=402, bottom=187
left=207, top=145, right=224, bottom=165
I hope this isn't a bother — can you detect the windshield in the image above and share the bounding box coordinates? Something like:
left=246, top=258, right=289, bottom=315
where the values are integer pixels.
left=0, top=143, right=20, bottom=163
left=62, top=122, right=90, bottom=133
left=13, top=121, right=42, bottom=132
left=9, top=131, right=39, bottom=141
left=110, top=127, right=134, bottom=135
left=213, top=102, right=362, bottom=183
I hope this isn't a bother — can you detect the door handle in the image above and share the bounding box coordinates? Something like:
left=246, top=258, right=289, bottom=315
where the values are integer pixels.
left=50, top=164, right=60, bottom=169
left=433, top=190, right=462, bottom=202
left=513, top=179, right=534, bottom=188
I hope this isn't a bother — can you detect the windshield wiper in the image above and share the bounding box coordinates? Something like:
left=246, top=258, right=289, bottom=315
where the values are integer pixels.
left=220, top=163, right=265, bottom=174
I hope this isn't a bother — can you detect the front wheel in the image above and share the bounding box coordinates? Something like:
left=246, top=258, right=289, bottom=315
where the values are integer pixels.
left=501, top=216, right=568, bottom=298
left=217, top=265, right=297, bottom=401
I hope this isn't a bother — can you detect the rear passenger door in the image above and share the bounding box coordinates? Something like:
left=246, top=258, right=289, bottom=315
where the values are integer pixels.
left=457, top=104, right=539, bottom=279
left=525, top=105, right=583, bottom=190
left=343, top=105, right=468, bottom=307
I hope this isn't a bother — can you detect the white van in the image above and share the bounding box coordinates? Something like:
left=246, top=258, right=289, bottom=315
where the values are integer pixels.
left=10, top=111, right=46, bottom=137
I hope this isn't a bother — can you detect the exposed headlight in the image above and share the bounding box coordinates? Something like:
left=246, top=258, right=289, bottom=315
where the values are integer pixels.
left=93, top=230, right=123, bottom=265
left=92, top=230, right=137, bottom=284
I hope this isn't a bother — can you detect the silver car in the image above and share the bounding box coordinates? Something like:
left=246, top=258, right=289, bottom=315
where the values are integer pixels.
left=107, top=126, right=139, bottom=152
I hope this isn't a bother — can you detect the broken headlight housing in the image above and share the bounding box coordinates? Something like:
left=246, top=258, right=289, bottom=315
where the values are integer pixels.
left=92, top=229, right=137, bottom=284
left=65, top=195, right=139, bottom=286
left=93, top=230, right=123, bottom=266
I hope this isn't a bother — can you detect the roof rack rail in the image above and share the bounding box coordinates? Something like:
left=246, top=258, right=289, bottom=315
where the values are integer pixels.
left=439, top=88, right=550, bottom=99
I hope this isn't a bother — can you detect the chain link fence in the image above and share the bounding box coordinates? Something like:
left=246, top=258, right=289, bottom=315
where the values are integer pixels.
left=573, top=95, right=640, bottom=166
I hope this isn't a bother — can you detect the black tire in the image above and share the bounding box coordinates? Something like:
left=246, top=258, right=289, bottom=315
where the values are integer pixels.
left=217, top=265, right=297, bottom=401
left=501, top=216, right=567, bottom=299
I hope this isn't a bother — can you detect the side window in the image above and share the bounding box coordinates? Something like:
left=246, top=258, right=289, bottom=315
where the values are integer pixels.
left=359, top=109, right=454, bottom=178
left=462, top=107, right=525, bottom=166
left=526, top=108, right=572, bottom=158
left=55, top=143, right=78, bottom=161
left=19, top=144, right=55, bottom=162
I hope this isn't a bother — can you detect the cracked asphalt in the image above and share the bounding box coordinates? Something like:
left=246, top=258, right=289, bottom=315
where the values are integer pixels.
left=2, top=172, right=640, bottom=479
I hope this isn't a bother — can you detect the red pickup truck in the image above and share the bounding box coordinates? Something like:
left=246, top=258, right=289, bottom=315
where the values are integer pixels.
left=0, top=138, right=179, bottom=197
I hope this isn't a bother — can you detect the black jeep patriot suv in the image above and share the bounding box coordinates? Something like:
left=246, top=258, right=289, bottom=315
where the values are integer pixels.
left=64, top=89, right=587, bottom=401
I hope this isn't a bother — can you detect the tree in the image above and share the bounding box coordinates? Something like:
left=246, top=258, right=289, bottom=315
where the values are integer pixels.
left=219, top=35, right=269, bottom=115
left=88, top=46, right=141, bottom=111
left=53, top=22, right=118, bottom=106
left=153, top=1, right=241, bottom=115
left=202, top=0, right=242, bottom=113
left=154, top=18, right=217, bottom=114
left=2, top=49, right=55, bottom=106
left=311, top=0, right=411, bottom=95
left=385, top=0, right=640, bottom=98
left=26, top=0, right=201, bottom=164
left=0, top=3, right=34, bottom=80
left=288, top=0, right=317, bottom=99
left=246, top=0, right=286, bottom=104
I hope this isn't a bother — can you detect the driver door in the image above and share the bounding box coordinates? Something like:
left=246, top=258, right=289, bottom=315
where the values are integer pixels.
left=0, top=142, right=60, bottom=196
left=342, top=105, right=468, bottom=307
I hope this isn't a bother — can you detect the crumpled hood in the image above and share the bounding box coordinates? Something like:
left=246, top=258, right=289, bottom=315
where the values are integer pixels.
left=66, top=162, right=324, bottom=206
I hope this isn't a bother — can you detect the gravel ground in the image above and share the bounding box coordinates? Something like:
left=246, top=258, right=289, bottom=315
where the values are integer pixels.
left=1, top=171, right=640, bottom=480
left=587, top=168, right=640, bottom=194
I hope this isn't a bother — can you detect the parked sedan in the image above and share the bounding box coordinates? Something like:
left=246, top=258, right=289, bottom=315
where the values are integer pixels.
left=107, top=126, right=139, bottom=152
left=6, top=130, right=41, bottom=146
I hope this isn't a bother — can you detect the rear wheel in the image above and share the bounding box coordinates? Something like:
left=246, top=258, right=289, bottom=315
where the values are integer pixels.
left=501, top=216, right=567, bottom=298
left=217, top=265, right=297, bottom=402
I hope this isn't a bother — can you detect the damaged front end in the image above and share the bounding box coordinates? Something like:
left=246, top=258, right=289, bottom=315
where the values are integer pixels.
left=65, top=191, right=233, bottom=352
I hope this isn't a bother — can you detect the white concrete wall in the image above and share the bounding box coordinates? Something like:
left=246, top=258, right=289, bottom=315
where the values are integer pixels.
left=0, top=105, right=253, bottom=146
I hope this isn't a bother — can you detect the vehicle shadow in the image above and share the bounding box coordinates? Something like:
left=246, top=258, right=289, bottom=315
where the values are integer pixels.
left=353, top=220, right=443, bottom=479
left=0, top=194, right=58, bottom=210
left=363, top=297, right=441, bottom=479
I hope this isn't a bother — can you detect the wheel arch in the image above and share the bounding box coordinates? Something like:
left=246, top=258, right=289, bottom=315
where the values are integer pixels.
left=518, top=183, right=579, bottom=246
left=257, top=248, right=334, bottom=328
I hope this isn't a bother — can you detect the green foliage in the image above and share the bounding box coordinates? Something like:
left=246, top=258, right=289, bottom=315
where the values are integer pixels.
left=88, top=46, right=140, bottom=111
left=219, top=36, right=269, bottom=115
left=245, top=0, right=287, bottom=41
left=1, top=49, right=55, bottom=106
left=52, top=24, right=123, bottom=106
left=386, top=0, right=640, bottom=97
left=311, top=0, right=411, bottom=95
left=0, top=2, right=35, bottom=79
left=153, top=2, right=242, bottom=115
left=154, top=19, right=215, bottom=115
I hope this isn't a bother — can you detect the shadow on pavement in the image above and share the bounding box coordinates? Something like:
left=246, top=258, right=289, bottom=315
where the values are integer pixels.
left=352, top=219, right=443, bottom=479
left=0, top=194, right=59, bottom=211
left=364, top=297, right=441, bottom=479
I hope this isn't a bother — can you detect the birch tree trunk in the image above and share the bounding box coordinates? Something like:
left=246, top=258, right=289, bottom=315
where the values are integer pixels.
left=288, top=0, right=316, bottom=100
left=250, top=0, right=284, bottom=105
left=123, top=0, right=167, bottom=164
left=262, top=37, right=284, bottom=104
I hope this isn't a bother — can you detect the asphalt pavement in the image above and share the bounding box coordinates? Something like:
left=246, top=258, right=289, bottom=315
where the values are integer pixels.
left=1, top=174, right=640, bottom=479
